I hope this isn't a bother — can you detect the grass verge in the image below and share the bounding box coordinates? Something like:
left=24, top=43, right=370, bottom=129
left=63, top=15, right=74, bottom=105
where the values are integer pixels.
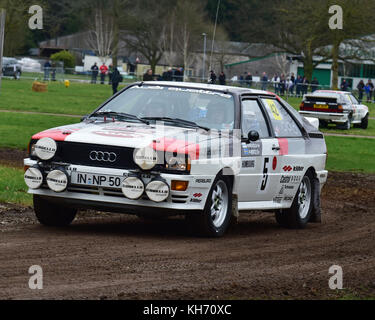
left=0, top=166, right=31, bottom=206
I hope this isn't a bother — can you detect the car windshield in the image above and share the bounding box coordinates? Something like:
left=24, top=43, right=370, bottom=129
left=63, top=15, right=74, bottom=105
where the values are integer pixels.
left=97, top=85, right=235, bottom=130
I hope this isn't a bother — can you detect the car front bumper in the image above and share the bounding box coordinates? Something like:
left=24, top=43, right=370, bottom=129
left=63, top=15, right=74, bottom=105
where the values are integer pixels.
left=24, top=159, right=215, bottom=213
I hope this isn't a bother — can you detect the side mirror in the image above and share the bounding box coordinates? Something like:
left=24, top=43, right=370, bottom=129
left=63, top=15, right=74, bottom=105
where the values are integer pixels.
left=248, top=130, right=260, bottom=143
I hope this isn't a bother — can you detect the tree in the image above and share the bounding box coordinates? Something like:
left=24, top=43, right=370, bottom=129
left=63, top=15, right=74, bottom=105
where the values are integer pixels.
left=50, top=50, right=75, bottom=68
left=122, top=0, right=175, bottom=74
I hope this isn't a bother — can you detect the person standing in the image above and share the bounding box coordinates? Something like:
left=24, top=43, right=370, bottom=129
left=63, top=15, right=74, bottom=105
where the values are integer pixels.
left=108, top=64, right=114, bottom=85
left=367, top=79, right=374, bottom=102
left=261, top=72, right=268, bottom=91
left=245, top=72, right=253, bottom=87
left=44, top=60, right=51, bottom=81
left=302, top=76, right=309, bottom=95
left=111, top=67, right=122, bottom=95
left=219, top=71, right=226, bottom=85
left=91, top=62, right=99, bottom=84
left=357, top=80, right=365, bottom=103
left=143, top=69, right=154, bottom=81
left=311, top=77, right=319, bottom=92
left=340, top=79, right=349, bottom=92
left=290, top=73, right=295, bottom=96
left=100, top=63, right=108, bottom=84
left=209, top=70, right=217, bottom=84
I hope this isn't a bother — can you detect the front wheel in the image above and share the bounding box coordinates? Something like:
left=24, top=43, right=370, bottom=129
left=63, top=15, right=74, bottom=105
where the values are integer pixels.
left=33, top=195, right=77, bottom=227
left=361, top=114, right=369, bottom=129
left=275, top=172, right=314, bottom=229
left=186, top=176, right=232, bottom=237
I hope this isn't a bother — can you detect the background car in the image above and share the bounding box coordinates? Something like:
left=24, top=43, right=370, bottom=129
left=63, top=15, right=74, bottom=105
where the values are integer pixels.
left=1, top=57, right=22, bottom=79
left=299, top=90, right=369, bottom=130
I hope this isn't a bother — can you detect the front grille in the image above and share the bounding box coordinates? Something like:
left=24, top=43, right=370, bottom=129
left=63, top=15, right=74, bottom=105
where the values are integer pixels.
left=54, top=142, right=138, bottom=170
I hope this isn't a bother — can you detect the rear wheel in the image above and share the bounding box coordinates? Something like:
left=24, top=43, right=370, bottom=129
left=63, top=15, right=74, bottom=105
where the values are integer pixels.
left=319, top=120, right=328, bottom=128
left=34, top=195, right=77, bottom=227
left=361, top=114, right=369, bottom=129
left=186, top=176, right=232, bottom=237
left=275, top=172, right=314, bottom=229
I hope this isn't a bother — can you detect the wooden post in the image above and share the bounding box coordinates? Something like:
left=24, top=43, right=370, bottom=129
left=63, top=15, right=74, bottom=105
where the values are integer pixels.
left=0, top=9, right=6, bottom=94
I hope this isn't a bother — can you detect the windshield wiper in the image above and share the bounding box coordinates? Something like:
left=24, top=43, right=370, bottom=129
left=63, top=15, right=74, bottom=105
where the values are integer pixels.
left=141, top=117, right=210, bottom=131
left=91, top=111, right=149, bottom=125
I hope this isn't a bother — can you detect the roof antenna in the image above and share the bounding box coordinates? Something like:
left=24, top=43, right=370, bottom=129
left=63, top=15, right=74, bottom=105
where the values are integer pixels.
left=209, top=0, right=221, bottom=72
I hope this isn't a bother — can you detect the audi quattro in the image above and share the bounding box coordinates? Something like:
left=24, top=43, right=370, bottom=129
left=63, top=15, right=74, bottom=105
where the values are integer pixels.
left=24, top=82, right=328, bottom=237
left=300, top=90, right=369, bottom=130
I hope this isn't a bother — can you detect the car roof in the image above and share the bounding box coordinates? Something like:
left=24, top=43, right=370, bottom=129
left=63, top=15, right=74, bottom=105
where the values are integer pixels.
left=315, top=90, right=350, bottom=95
left=140, top=81, right=272, bottom=96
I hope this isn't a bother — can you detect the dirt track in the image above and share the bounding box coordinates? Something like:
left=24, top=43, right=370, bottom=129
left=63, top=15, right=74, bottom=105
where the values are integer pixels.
left=0, top=171, right=375, bottom=300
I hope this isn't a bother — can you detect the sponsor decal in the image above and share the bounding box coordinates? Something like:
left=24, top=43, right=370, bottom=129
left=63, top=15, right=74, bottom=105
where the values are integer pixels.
left=195, top=179, right=212, bottom=184
left=278, top=186, right=284, bottom=195
left=242, top=160, right=255, bottom=168
left=284, top=195, right=294, bottom=202
left=265, top=99, right=283, bottom=121
left=293, top=166, right=304, bottom=172
left=193, top=193, right=202, bottom=198
left=241, top=143, right=250, bottom=156
left=273, top=196, right=283, bottom=204
left=248, top=141, right=262, bottom=156
left=190, top=198, right=202, bottom=203
left=283, top=166, right=293, bottom=172
left=280, top=175, right=302, bottom=184
left=283, top=185, right=295, bottom=190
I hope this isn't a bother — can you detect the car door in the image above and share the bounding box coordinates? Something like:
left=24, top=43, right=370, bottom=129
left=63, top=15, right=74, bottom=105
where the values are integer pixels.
left=237, top=98, right=281, bottom=203
left=260, top=98, right=306, bottom=207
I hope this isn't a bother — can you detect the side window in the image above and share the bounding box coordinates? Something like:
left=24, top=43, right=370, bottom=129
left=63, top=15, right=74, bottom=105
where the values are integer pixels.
left=241, top=100, right=270, bottom=138
left=262, top=99, right=302, bottom=138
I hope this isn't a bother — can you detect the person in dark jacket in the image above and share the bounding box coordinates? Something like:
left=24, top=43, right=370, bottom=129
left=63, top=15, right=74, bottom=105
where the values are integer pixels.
left=245, top=72, right=253, bottom=87
left=209, top=70, right=217, bottom=84
left=340, top=79, right=349, bottom=92
left=91, top=63, right=99, bottom=84
left=357, top=80, right=365, bottom=102
left=219, top=72, right=226, bottom=85
left=111, top=68, right=122, bottom=95
left=296, top=75, right=303, bottom=97
left=311, top=77, right=319, bottom=92
left=143, top=69, right=154, bottom=81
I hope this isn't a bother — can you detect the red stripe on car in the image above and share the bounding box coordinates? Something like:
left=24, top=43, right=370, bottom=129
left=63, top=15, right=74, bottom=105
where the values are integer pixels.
left=151, top=138, right=200, bottom=160
left=278, top=138, right=289, bottom=156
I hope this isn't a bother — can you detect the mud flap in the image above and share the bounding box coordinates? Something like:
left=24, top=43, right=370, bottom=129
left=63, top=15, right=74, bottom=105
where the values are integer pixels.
left=231, top=194, right=239, bottom=224
left=309, top=177, right=321, bottom=223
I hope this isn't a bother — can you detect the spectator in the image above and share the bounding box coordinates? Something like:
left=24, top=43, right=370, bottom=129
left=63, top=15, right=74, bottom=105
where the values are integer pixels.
left=289, top=73, right=295, bottom=95
left=311, top=77, right=319, bottom=92
left=286, top=78, right=293, bottom=95
left=273, top=74, right=280, bottom=95
left=111, top=67, right=122, bottom=95
left=279, top=74, right=286, bottom=96
left=143, top=69, right=154, bottom=81
left=209, top=70, right=217, bottom=84
left=219, top=71, right=226, bottom=85
left=296, top=75, right=303, bottom=97
left=367, top=79, right=374, bottom=102
left=357, top=80, right=365, bottom=103
left=100, top=63, right=108, bottom=84
left=245, top=72, right=253, bottom=87
left=261, top=72, right=268, bottom=91
left=302, top=76, right=309, bottom=95
left=162, top=68, right=173, bottom=81
left=44, top=60, right=51, bottom=81
left=340, top=79, right=349, bottom=92
left=91, top=62, right=99, bottom=84
left=108, top=64, right=114, bottom=85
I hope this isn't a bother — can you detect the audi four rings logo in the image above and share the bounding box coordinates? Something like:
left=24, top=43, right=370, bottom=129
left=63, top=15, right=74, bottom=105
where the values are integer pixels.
left=89, top=151, right=117, bottom=162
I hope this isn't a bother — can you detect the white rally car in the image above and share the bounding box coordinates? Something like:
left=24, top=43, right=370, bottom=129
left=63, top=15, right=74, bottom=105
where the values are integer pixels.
left=300, top=90, right=370, bottom=130
left=24, top=82, right=328, bottom=237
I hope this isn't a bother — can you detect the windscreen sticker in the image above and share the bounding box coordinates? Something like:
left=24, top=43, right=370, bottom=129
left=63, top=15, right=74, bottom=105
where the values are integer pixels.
left=265, top=99, right=283, bottom=121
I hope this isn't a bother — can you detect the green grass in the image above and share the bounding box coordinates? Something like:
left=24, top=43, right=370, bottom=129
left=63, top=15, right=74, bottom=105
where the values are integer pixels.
left=321, top=120, right=375, bottom=136
left=326, top=136, right=375, bottom=173
left=0, top=166, right=31, bottom=206
left=0, top=78, right=127, bottom=115
left=0, top=112, right=79, bottom=149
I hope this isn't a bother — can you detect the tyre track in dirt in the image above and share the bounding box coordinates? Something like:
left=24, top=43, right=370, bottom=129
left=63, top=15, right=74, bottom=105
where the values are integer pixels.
left=0, top=172, right=374, bottom=300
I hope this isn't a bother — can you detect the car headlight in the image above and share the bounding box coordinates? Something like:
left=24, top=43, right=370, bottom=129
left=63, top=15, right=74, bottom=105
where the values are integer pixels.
left=165, top=153, right=191, bottom=172
left=133, top=147, right=159, bottom=170
left=46, top=169, right=68, bottom=193
left=145, top=178, right=170, bottom=203
left=34, top=138, right=57, bottom=160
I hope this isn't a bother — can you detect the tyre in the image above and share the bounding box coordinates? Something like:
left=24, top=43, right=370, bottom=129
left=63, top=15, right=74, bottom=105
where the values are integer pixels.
left=14, top=71, right=21, bottom=80
left=361, top=114, right=369, bottom=129
left=275, top=171, right=314, bottom=229
left=33, top=195, right=77, bottom=227
left=186, top=175, right=232, bottom=237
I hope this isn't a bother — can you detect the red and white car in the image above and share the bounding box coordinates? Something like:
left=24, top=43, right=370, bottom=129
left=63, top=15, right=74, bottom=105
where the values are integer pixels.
left=24, top=82, right=328, bottom=237
left=300, top=90, right=369, bottom=130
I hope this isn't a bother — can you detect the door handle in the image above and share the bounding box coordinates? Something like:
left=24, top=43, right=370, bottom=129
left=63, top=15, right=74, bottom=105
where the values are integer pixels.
left=272, top=145, right=280, bottom=151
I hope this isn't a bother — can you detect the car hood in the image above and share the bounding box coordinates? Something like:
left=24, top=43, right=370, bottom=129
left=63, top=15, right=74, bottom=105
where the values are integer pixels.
left=32, top=121, right=230, bottom=160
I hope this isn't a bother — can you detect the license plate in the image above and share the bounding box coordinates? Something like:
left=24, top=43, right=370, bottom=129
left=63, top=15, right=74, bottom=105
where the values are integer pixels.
left=314, top=104, right=329, bottom=109
left=71, top=172, right=126, bottom=188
